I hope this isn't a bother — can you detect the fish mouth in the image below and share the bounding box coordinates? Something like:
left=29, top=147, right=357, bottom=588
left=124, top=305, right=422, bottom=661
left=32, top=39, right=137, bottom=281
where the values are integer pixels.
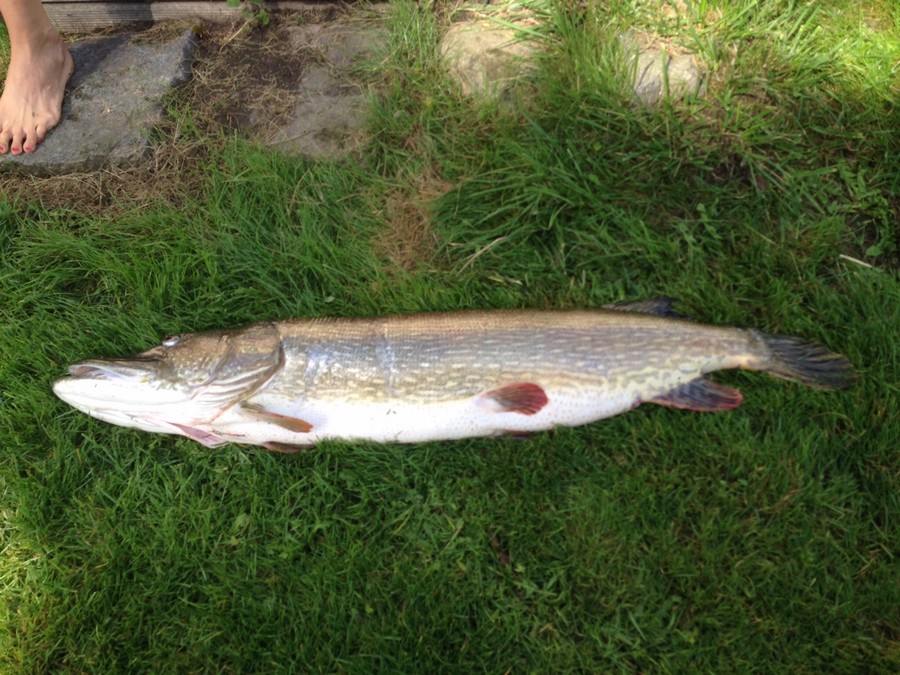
left=52, top=357, right=166, bottom=412
left=65, top=357, right=160, bottom=382
left=52, top=355, right=189, bottom=434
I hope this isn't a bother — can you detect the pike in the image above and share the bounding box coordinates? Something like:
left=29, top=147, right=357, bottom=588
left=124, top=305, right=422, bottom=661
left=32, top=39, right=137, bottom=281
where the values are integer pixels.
left=52, top=300, right=855, bottom=452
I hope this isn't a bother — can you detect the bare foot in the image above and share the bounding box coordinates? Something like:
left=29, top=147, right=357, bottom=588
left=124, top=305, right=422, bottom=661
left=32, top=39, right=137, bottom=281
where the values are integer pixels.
left=0, top=29, right=74, bottom=155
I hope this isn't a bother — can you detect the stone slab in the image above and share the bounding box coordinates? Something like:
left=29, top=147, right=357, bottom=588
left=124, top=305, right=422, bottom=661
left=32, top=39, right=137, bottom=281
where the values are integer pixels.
left=621, top=31, right=705, bottom=106
left=441, top=19, right=537, bottom=99
left=266, top=23, right=386, bottom=159
left=0, top=29, right=198, bottom=176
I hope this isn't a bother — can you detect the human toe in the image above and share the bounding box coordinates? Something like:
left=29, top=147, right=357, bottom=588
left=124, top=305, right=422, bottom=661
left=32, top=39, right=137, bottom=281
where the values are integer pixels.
left=24, top=125, right=44, bottom=153
left=9, top=129, right=26, bottom=155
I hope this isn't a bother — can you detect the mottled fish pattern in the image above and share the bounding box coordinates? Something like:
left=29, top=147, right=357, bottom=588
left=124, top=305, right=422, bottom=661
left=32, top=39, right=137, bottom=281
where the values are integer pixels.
left=53, top=301, right=855, bottom=451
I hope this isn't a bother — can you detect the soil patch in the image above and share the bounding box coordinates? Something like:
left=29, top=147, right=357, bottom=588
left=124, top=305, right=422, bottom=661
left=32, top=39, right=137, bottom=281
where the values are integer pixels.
left=0, top=13, right=345, bottom=214
left=192, top=23, right=314, bottom=136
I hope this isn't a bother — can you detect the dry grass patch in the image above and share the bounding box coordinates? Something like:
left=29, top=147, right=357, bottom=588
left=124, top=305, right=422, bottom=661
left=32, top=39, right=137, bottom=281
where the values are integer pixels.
left=373, top=166, right=452, bottom=271
left=0, top=122, right=208, bottom=216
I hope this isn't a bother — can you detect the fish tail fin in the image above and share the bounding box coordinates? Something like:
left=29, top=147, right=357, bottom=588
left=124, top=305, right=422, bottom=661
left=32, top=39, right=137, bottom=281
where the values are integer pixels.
left=755, top=331, right=856, bottom=390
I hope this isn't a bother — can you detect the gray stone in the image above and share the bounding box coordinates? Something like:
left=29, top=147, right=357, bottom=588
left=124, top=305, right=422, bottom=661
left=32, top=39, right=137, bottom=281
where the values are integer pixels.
left=441, top=20, right=537, bottom=99
left=0, top=30, right=198, bottom=176
left=288, top=23, right=386, bottom=70
left=268, top=92, right=370, bottom=158
left=621, top=32, right=705, bottom=105
left=267, top=23, right=386, bottom=159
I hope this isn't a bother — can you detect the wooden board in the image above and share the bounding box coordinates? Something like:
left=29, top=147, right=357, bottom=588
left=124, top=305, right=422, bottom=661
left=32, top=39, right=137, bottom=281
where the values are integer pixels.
left=41, top=1, right=343, bottom=32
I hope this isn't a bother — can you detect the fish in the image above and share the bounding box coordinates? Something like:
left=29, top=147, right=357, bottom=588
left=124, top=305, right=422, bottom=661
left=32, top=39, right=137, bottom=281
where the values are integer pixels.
left=52, top=299, right=856, bottom=452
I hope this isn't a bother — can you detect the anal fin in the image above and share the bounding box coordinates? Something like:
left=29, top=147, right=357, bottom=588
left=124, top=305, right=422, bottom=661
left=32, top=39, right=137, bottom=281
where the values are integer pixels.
left=483, top=382, right=548, bottom=416
left=650, top=377, right=743, bottom=411
left=240, top=403, right=313, bottom=433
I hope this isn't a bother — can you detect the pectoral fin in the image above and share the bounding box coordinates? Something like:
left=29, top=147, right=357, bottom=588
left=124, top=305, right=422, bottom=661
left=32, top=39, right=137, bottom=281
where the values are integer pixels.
left=240, top=403, right=313, bottom=433
left=482, top=382, right=548, bottom=415
left=650, top=378, right=743, bottom=411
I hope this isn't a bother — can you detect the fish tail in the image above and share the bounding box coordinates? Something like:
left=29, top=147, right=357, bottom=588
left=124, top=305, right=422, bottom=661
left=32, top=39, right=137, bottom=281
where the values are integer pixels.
left=754, top=331, right=856, bottom=390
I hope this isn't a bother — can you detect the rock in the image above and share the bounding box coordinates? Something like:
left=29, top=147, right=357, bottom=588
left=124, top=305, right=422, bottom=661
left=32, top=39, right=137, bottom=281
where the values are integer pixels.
left=266, top=23, right=387, bottom=159
left=0, top=30, right=198, bottom=176
left=620, top=32, right=705, bottom=105
left=288, top=22, right=384, bottom=70
left=441, top=19, right=537, bottom=99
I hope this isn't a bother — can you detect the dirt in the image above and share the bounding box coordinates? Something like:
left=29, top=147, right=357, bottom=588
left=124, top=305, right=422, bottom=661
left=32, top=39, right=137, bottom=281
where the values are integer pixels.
left=0, top=13, right=343, bottom=214
left=193, top=22, right=314, bottom=135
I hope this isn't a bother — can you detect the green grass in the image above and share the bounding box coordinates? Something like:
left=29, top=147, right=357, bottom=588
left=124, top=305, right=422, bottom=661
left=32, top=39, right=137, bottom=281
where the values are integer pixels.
left=2, top=0, right=898, bottom=671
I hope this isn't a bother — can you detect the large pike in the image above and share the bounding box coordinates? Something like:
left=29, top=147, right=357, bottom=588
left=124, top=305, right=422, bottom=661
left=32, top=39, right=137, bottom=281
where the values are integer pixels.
left=53, top=300, right=855, bottom=451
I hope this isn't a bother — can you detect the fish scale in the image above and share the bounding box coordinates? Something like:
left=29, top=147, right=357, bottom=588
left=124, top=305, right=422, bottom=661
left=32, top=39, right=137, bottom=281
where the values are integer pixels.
left=277, top=317, right=736, bottom=403
left=52, top=302, right=856, bottom=451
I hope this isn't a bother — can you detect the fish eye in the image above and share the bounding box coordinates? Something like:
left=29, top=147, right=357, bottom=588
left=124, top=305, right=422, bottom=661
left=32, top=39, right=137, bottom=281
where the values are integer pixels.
left=162, top=334, right=182, bottom=348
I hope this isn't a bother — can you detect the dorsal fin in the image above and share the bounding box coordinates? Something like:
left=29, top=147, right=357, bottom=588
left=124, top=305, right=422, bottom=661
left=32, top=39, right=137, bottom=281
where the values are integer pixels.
left=602, top=297, right=689, bottom=319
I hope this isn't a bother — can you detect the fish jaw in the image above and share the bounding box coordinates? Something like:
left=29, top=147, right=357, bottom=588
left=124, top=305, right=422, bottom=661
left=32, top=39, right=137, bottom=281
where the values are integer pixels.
left=54, top=359, right=185, bottom=407
left=53, top=360, right=223, bottom=438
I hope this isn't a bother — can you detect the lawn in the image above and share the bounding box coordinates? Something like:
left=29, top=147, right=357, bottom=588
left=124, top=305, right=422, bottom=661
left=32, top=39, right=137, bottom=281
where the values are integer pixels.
left=1, top=0, right=898, bottom=671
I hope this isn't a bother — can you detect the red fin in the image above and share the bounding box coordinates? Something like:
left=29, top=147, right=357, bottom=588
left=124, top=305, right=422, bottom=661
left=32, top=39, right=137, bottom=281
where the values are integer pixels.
left=485, top=382, right=548, bottom=415
left=650, top=377, right=743, bottom=411
left=241, top=403, right=313, bottom=433
left=170, top=423, right=228, bottom=448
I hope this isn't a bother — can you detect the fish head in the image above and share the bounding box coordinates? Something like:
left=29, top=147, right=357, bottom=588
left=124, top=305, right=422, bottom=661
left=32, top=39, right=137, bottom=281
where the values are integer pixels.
left=52, top=323, right=283, bottom=440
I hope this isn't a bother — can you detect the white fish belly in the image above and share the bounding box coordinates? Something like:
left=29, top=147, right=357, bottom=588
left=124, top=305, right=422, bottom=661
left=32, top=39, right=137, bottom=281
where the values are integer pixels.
left=209, top=388, right=640, bottom=446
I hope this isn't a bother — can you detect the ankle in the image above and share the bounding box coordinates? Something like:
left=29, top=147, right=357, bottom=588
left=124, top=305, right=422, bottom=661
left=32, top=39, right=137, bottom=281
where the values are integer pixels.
left=9, top=25, right=63, bottom=56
